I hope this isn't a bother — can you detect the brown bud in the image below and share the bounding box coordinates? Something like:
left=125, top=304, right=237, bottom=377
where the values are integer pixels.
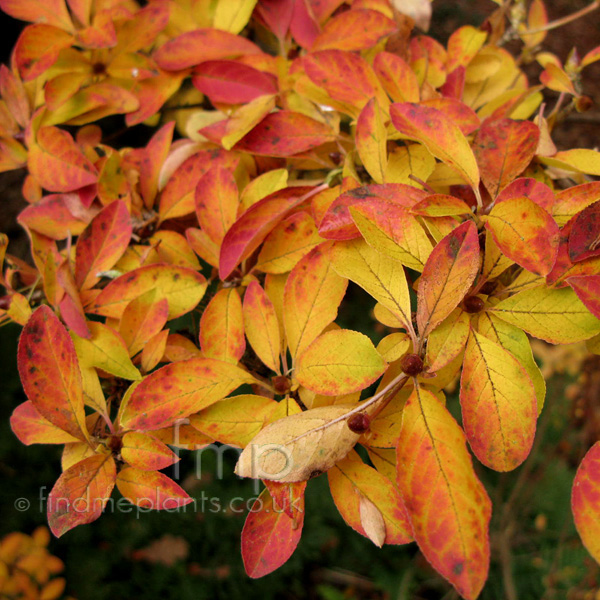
left=575, top=95, right=594, bottom=113
left=272, top=375, right=291, bottom=395
left=463, top=295, right=485, bottom=314
left=400, top=353, right=424, bottom=376
left=479, top=281, right=496, bottom=296
left=107, top=435, right=123, bottom=453
left=347, top=413, right=370, bottom=434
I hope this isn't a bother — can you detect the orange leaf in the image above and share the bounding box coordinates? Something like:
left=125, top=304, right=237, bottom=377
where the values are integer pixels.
left=303, top=50, right=387, bottom=113
left=328, top=450, right=412, bottom=545
left=241, top=487, right=304, bottom=578
left=373, top=51, right=420, bottom=103
left=199, top=288, right=245, bottom=364
left=255, top=211, right=322, bottom=274
left=10, top=401, right=81, bottom=446
left=242, top=281, right=281, bottom=373
left=283, top=243, right=347, bottom=361
left=14, top=24, right=74, bottom=80
left=75, top=200, right=132, bottom=290
left=48, top=454, right=116, bottom=537
left=473, top=118, right=540, bottom=197
left=553, top=181, right=600, bottom=226
left=121, top=432, right=179, bottom=471
left=390, top=102, right=479, bottom=190
left=116, top=467, right=192, bottom=509
left=119, top=358, right=256, bottom=431
left=141, top=330, right=169, bottom=373
left=91, top=264, right=207, bottom=320
left=356, top=97, right=387, bottom=184
left=568, top=275, right=600, bottom=319
left=496, top=177, right=555, bottom=213
left=416, top=221, right=480, bottom=337
left=0, top=0, right=72, bottom=29
left=396, top=385, right=491, bottom=600
left=311, top=9, right=396, bottom=52
left=153, top=29, right=262, bottom=71
left=234, top=111, right=335, bottom=157
left=485, top=196, right=559, bottom=276
left=572, top=442, right=600, bottom=565
left=159, top=148, right=238, bottom=222
left=28, top=127, right=97, bottom=192
left=219, top=185, right=314, bottom=280
left=17, top=306, right=88, bottom=442
left=195, top=165, right=239, bottom=245
left=139, top=121, right=174, bottom=209
left=119, top=289, right=169, bottom=357
left=460, top=329, right=537, bottom=471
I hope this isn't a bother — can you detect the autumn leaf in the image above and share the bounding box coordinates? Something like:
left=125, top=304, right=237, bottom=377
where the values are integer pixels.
left=328, top=450, right=412, bottom=546
left=121, top=432, right=179, bottom=471
left=373, top=51, right=420, bottom=103
left=473, top=118, right=540, bottom=198
left=295, top=329, right=387, bottom=396
left=355, top=97, right=387, bottom=184
left=10, top=401, right=81, bottom=446
left=91, top=264, right=207, bottom=320
left=199, top=288, right=246, bottom=364
left=119, top=358, right=256, bottom=431
left=568, top=201, right=600, bottom=263
left=330, top=238, right=412, bottom=331
left=234, top=111, right=336, bottom=157
left=75, top=200, right=132, bottom=290
left=425, top=309, right=470, bottom=372
left=311, top=9, right=396, bottom=52
left=396, top=385, right=491, bottom=600
left=567, top=275, right=600, bottom=319
left=416, top=221, right=481, bottom=338
left=460, top=330, right=537, bottom=471
left=241, top=487, right=304, bottom=578
left=219, top=186, right=314, bottom=280
left=235, top=404, right=361, bottom=482
left=283, top=243, right=347, bottom=362
left=489, top=285, right=600, bottom=344
left=485, top=196, right=559, bottom=276
left=14, top=24, right=73, bottom=80
left=572, top=442, right=600, bottom=565
left=17, top=306, right=88, bottom=442
left=48, top=454, right=116, bottom=537
left=116, top=467, right=192, bottom=510
left=390, top=102, right=480, bottom=191
left=242, top=281, right=281, bottom=373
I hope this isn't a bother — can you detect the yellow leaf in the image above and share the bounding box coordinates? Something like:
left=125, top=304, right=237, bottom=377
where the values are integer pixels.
left=426, top=309, right=470, bottom=372
left=384, top=144, right=436, bottom=185
left=489, top=285, right=600, bottom=344
left=213, top=0, right=258, bottom=34
left=355, top=97, right=387, bottom=184
left=235, top=404, right=361, bottom=482
left=331, top=239, right=412, bottom=331
left=461, top=330, right=537, bottom=471
left=539, top=149, right=600, bottom=176
left=377, top=333, right=411, bottom=363
left=476, top=312, right=546, bottom=413
left=296, top=329, right=387, bottom=396
left=240, top=169, right=288, bottom=212
left=72, top=322, right=141, bottom=380
left=222, top=94, right=276, bottom=150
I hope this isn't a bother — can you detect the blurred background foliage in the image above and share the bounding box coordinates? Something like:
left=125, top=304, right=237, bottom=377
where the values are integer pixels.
left=1, top=0, right=600, bottom=598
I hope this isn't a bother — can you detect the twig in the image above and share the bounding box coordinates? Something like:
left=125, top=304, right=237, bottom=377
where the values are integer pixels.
left=520, top=1, right=600, bottom=35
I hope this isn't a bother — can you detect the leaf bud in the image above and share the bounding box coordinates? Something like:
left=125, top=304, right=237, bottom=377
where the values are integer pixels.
left=400, top=353, right=424, bottom=376
left=272, top=375, right=291, bottom=395
left=463, top=295, right=485, bottom=313
left=575, top=95, right=593, bottom=113
left=347, top=412, right=370, bottom=434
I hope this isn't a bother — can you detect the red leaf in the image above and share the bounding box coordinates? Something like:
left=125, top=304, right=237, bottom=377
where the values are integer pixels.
left=568, top=201, right=600, bottom=262
left=496, top=177, right=555, bottom=213
left=289, top=0, right=320, bottom=48
left=473, top=118, right=540, bottom=197
left=48, top=454, right=116, bottom=537
left=255, top=0, right=294, bottom=41
left=75, top=200, right=132, bottom=290
left=567, top=275, right=600, bottom=319
left=17, top=306, right=88, bottom=441
left=139, top=121, right=175, bottom=209
left=241, top=487, right=304, bottom=578
left=192, top=60, right=277, bottom=105
left=373, top=51, right=420, bottom=104
left=219, top=186, right=314, bottom=279
left=234, top=111, right=335, bottom=157
left=154, top=29, right=262, bottom=71
left=572, top=442, right=600, bottom=564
